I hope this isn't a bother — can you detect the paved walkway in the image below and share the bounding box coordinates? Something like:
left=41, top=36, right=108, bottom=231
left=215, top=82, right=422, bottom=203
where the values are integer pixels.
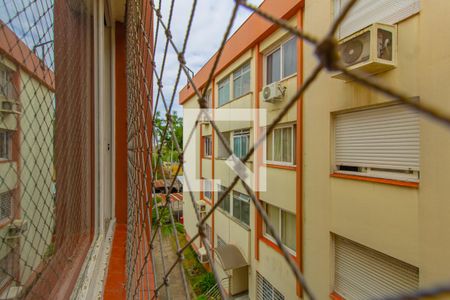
left=153, top=233, right=192, bottom=299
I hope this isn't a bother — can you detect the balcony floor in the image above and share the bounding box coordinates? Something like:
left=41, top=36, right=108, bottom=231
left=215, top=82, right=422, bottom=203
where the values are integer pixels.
left=104, top=224, right=127, bottom=300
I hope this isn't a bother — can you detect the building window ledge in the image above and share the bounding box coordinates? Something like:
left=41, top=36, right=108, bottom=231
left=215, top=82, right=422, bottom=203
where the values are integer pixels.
left=259, top=236, right=296, bottom=259
left=330, top=172, right=419, bottom=188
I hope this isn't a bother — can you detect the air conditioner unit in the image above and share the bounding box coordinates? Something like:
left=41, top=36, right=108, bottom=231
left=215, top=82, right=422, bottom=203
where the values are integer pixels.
left=262, top=82, right=284, bottom=103
left=7, top=219, right=28, bottom=239
left=333, top=23, right=397, bottom=80
left=198, top=247, right=209, bottom=264
left=0, top=99, right=20, bottom=115
left=196, top=200, right=207, bottom=218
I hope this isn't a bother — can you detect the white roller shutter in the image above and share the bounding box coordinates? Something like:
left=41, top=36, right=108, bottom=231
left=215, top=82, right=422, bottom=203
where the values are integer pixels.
left=335, top=0, right=420, bottom=38
left=335, top=236, right=419, bottom=300
left=335, top=104, right=420, bottom=172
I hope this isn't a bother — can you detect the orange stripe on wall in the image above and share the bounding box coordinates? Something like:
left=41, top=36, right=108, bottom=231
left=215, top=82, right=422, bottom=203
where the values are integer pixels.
left=295, top=8, right=304, bottom=297
left=255, top=44, right=263, bottom=261
left=115, top=22, right=128, bottom=225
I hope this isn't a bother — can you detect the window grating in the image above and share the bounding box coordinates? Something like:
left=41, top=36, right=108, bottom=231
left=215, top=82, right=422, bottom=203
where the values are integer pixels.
left=0, top=191, right=12, bottom=221
left=256, top=272, right=285, bottom=300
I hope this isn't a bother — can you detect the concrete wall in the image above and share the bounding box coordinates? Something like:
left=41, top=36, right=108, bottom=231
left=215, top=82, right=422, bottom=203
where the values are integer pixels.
left=18, top=71, right=55, bottom=284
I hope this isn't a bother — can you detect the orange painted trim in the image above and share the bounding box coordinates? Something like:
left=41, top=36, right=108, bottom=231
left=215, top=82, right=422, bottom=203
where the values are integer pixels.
left=179, top=0, right=304, bottom=104
left=254, top=44, right=263, bottom=261
left=295, top=8, right=304, bottom=297
left=330, top=292, right=345, bottom=300
left=0, top=21, right=55, bottom=91
left=114, top=22, right=127, bottom=224
left=200, top=126, right=203, bottom=199
left=330, top=173, right=419, bottom=188
left=265, top=163, right=296, bottom=171
left=259, top=236, right=296, bottom=259
left=0, top=160, right=14, bottom=164
left=211, top=79, right=216, bottom=259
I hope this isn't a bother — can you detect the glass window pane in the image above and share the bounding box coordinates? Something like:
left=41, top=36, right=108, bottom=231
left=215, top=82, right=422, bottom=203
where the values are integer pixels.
left=283, top=127, right=292, bottom=163
left=234, top=136, right=241, bottom=158
left=242, top=201, right=250, bottom=225
left=282, top=38, right=297, bottom=78
left=218, top=79, right=230, bottom=106
left=218, top=185, right=230, bottom=213
left=233, top=76, right=242, bottom=99
left=233, top=195, right=240, bottom=220
left=266, top=49, right=280, bottom=84
left=242, top=135, right=248, bottom=158
left=281, top=211, right=296, bottom=251
left=274, top=129, right=282, bottom=162
left=242, top=71, right=250, bottom=95
left=265, top=204, right=280, bottom=237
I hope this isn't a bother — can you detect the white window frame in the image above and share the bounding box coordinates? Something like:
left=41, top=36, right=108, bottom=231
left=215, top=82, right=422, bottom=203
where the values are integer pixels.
left=232, top=191, right=250, bottom=227
left=203, top=135, right=212, bottom=157
left=264, top=37, right=297, bottom=85
left=0, top=67, right=11, bottom=99
left=233, top=129, right=250, bottom=159
left=232, top=62, right=251, bottom=99
left=266, top=124, right=295, bottom=166
left=0, top=191, right=13, bottom=224
left=203, top=178, right=212, bottom=200
left=217, top=184, right=231, bottom=214
left=263, top=202, right=296, bottom=254
left=0, top=130, right=12, bottom=161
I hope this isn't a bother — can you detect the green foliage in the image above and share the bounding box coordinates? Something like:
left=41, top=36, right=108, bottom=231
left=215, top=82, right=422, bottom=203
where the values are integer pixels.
left=152, top=203, right=184, bottom=237
left=169, top=232, right=217, bottom=297
left=44, top=242, right=56, bottom=260
left=154, top=110, right=183, bottom=164
left=194, top=272, right=216, bottom=295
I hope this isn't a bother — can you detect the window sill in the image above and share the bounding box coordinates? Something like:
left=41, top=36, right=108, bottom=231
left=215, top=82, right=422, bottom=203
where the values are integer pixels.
left=330, top=172, right=419, bottom=188
left=0, top=159, right=14, bottom=164
left=330, top=292, right=344, bottom=300
left=264, top=73, right=297, bottom=88
left=0, top=217, right=13, bottom=230
left=265, top=163, right=296, bottom=171
left=259, top=236, right=296, bottom=259
left=202, top=156, right=212, bottom=160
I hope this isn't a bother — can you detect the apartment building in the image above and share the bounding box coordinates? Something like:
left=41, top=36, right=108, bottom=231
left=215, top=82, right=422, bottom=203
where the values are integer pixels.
left=0, top=23, right=55, bottom=297
left=180, top=0, right=450, bottom=299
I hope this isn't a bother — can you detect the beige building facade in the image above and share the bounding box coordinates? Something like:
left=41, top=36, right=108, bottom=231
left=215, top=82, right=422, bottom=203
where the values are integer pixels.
left=180, top=0, right=450, bottom=299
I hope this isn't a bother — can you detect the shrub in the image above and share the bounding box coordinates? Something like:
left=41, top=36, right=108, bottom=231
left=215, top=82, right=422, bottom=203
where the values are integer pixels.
left=194, top=272, right=216, bottom=295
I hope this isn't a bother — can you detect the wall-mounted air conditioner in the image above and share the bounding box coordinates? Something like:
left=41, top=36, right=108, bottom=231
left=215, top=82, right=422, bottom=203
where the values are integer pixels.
left=262, top=82, right=284, bottom=103
left=196, top=199, right=207, bottom=219
left=198, top=247, right=209, bottom=264
left=0, top=99, right=20, bottom=115
left=333, top=23, right=397, bottom=80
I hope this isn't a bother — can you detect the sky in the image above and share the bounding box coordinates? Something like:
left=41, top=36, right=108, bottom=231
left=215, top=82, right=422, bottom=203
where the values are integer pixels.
left=154, top=0, right=264, bottom=116
left=0, top=0, right=264, bottom=115
left=0, top=0, right=54, bottom=68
